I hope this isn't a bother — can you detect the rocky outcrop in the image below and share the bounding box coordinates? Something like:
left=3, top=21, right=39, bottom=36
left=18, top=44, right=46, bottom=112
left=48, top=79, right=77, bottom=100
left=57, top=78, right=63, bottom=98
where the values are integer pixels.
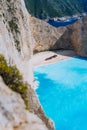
left=0, top=0, right=34, bottom=85
left=30, top=16, right=68, bottom=52
left=27, top=84, right=54, bottom=130
left=0, top=77, right=49, bottom=130
left=30, top=16, right=87, bottom=57
left=68, top=16, right=87, bottom=57
left=53, top=16, right=87, bottom=57
left=52, top=27, right=74, bottom=50
left=0, top=0, right=54, bottom=130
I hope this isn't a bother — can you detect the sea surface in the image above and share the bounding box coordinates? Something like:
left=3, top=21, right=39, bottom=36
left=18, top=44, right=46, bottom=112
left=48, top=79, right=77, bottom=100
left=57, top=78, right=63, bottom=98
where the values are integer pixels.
left=34, top=57, right=87, bottom=130
left=47, top=18, right=78, bottom=27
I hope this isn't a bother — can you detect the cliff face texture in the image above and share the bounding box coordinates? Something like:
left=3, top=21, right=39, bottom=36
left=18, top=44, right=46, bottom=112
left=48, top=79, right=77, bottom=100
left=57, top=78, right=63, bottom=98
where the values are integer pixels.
left=0, top=0, right=54, bottom=130
left=30, top=16, right=73, bottom=53
left=68, top=16, right=87, bottom=57
left=30, top=16, right=87, bottom=57
left=52, top=16, right=87, bottom=57
left=0, top=0, right=34, bottom=85
left=0, top=77, right=48, bottom=130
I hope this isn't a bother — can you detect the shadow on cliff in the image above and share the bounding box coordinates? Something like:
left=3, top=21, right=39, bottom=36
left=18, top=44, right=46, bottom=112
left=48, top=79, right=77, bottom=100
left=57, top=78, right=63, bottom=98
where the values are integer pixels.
left=49, top=25, right=87, bottom=60
left=50, top=17, right=87, bottom=60
left=50, top=27, right=74, bottom=52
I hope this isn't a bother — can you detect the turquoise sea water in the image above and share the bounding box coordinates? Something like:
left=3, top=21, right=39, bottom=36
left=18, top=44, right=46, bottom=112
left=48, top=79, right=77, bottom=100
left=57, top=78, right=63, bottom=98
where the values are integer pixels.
left=34, top=57, right=87, bottom=130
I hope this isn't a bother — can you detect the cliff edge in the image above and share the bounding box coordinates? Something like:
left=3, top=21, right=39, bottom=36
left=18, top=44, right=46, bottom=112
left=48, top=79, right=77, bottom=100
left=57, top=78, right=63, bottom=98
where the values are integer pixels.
left=0, top=0, right=54, bottom=130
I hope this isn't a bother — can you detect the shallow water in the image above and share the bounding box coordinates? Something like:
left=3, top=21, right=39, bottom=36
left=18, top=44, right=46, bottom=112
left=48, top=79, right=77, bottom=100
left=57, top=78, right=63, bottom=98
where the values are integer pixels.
left=34, top=57, right=87, bottom=130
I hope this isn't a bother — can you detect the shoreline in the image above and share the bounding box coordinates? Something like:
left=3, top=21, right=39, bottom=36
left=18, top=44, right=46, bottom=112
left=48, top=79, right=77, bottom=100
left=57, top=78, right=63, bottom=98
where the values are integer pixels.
left=31, top=50, right=76, bottom=67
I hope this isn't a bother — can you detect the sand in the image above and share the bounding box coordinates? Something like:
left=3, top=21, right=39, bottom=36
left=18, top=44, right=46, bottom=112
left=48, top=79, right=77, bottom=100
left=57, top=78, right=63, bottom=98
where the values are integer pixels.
left=31, top=50, right=76, bottom=67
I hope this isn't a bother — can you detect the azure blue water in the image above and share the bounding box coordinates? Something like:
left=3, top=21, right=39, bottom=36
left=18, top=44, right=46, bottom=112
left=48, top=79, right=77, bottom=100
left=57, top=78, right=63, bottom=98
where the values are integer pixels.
left=34, top=57, right=87, bottom=130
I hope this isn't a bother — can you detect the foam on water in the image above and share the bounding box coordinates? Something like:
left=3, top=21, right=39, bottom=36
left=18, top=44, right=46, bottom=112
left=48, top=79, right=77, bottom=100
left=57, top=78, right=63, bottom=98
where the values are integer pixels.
left=34, top=57, right=87, bottom=130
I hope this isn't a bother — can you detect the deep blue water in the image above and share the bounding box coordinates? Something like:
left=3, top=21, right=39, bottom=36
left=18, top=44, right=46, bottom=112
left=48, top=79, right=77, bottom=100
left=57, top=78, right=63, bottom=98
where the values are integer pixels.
left=47, top=18, right=78, bottom=27
left=34, top=57, right=87, bottom=130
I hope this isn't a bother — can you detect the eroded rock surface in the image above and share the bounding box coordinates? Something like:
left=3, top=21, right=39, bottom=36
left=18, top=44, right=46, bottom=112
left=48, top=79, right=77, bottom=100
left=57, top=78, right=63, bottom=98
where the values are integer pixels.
left=29, top=16, right=67, bottom=52
left=68, top=16, right=87, bottom=57
left=30, top=16, right=87, bottom=57
left=0, top=0, right=34, bottom=85
left=54, top=16, right=87, bottom=57
left=0, top=0, right=54, bottom=129
left=0, top=77, right=49, bottom=130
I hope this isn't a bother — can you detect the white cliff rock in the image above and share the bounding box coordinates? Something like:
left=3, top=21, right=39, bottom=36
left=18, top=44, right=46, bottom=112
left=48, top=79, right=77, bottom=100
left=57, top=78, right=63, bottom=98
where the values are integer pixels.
left=0, top=0, right=54, bottom=129
left=0, top=77, right=48, bottom=130
left=0, top=0, right=34, bottom=85
left=29, top=16, right=67, bottom=52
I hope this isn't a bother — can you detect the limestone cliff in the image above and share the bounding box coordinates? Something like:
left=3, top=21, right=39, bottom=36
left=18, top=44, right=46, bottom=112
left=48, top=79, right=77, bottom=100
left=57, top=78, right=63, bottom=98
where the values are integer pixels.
left=0, top=0, right=54, bottom=130
left=0, top=0, right=34, bottom=85
left=67, top=16, right=87, bottom=57
left=29, top=16, right=71, bottom=53
left=51, top=16, right=87, bottom=57
left=30, top=16, right=74, bottom=52
left=30, top=16, right=87, bottom=57
left=0, top=77, right=48, bottom=130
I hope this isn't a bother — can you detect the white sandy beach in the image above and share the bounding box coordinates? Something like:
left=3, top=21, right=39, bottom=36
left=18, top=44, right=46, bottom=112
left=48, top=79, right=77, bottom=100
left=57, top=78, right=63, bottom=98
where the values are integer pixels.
left=31, top=50, right=76, bottom=67
left=30, top=50, right=76, bottom=88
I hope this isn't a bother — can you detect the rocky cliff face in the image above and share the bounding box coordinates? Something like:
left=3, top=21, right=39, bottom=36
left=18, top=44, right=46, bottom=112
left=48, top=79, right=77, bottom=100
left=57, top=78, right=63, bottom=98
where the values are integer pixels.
left=0, top=0, right=54, bottom=130
left=68, top=16, right=87, bottom=57
left=0, top=77, right=48, bottom=130
left=30, top=16, right=87, bottom=57
left=30, top=16, right=70, bottom=53
left=51, top=16, right=87, bottom=57
left=30, top=16, right=74, bottom=53
left=0, top=0, right=34, bottom=85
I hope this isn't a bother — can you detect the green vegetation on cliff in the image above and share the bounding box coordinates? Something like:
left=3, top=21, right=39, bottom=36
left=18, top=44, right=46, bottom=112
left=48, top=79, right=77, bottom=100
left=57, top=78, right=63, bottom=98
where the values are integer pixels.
left=24, top=0, right=87, bottom=19
left=0, top=55, right=29, bottom=109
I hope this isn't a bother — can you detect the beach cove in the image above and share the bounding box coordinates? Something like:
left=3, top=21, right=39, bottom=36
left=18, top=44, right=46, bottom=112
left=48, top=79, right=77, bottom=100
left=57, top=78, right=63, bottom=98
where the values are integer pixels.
left=33, top=51, right=87, bottom=130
